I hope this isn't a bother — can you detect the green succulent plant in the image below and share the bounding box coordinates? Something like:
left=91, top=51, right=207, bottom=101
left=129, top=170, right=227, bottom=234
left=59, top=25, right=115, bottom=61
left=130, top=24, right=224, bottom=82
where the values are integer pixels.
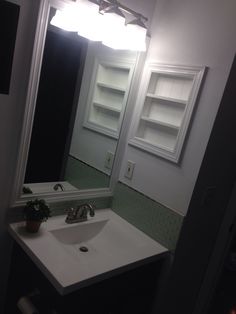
left=23, top=199, right=51, bottom=222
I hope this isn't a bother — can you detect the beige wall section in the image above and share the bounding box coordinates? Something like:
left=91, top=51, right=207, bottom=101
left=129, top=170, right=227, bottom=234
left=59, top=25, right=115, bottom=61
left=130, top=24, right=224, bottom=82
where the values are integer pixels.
left=119, top=0, right=236, bottom=215
left=0, top=0, right=40, bottom=310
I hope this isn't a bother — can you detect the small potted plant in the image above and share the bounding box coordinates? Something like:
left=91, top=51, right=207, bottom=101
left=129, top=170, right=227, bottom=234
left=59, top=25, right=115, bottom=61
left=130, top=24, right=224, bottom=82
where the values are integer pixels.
left=23, top=199, right=51, bottom=233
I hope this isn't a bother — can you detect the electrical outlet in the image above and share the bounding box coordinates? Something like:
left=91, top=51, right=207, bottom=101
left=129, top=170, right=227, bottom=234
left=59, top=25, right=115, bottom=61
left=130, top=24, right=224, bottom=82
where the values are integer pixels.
left=104, top=151, right=114, bottom=170
left=125, top=160, right=135, bottom=179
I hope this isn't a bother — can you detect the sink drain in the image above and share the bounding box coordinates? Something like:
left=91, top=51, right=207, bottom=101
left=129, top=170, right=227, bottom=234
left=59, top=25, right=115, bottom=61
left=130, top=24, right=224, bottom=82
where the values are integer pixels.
left=79, top=246, right=88, bottom=252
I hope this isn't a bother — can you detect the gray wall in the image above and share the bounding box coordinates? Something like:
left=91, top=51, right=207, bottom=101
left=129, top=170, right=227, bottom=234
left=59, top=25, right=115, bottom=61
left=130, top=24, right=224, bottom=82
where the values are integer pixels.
left=0, top=0, right=39, bottom=310
left=119, top=0, right=236, bottom=215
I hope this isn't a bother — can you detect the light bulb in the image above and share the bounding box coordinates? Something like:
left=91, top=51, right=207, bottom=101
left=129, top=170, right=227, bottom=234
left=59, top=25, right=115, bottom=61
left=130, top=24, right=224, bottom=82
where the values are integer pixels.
left=76, top=0, right=104, bottom=41
left=102, top=7, right=127, bottom=49
left=50, top=4, right=79, bottom=32
left=125, top=21, right=147, bottom=51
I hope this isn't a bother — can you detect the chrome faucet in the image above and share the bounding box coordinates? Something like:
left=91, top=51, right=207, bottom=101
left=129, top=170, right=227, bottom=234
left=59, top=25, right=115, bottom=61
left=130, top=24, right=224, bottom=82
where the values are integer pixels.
left=53, top=183, right=64, bottom=192
left=65, top=203, right=95, bottom=224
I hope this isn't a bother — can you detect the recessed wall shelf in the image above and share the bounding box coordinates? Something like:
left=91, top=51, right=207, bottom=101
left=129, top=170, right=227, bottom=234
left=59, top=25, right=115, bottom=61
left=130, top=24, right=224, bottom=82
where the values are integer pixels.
left=129, top=63, right=205, bottom=162
left=84, top=58, right=134, bottom=139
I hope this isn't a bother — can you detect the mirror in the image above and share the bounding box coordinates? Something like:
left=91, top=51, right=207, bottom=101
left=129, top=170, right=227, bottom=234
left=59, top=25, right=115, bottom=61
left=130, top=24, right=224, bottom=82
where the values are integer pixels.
left=23, top=3, right=138, bottom=194
left=12, top=0, right=145, bottom=204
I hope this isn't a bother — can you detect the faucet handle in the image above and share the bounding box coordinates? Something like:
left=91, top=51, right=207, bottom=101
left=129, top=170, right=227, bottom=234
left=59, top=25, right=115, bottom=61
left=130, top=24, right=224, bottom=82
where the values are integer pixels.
left=89, top=204, right=95, bottom=217
left=65, top=207, right=73, bottom=213
left=65, top=207, right=75, bottom=217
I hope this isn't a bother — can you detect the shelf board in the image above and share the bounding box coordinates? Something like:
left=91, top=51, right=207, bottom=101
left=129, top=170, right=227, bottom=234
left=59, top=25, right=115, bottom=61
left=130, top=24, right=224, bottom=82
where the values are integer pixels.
left=146, top=93, right=187, bottom=105
left=140, top=116, right=180, bottom=130
left=129, top=137, right=175, bottom=154
left=97, top=82, right=126, bottom=93
left=83, top=123, right=119, bottom=139
left=93, top=102, right=121, bottom=114
left=88, top=120, right=117, bottom=132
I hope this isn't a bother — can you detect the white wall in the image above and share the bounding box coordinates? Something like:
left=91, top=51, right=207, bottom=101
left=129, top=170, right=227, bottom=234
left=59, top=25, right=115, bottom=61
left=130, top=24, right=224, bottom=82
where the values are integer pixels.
left=0, top=0, right=39, bottom=310
left=119, top=0, right=236, bottom=215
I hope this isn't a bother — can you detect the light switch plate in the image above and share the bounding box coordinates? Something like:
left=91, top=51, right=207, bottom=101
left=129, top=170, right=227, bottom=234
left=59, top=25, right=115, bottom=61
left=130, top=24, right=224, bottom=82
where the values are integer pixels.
left=125, top=160, right=135, bottom=179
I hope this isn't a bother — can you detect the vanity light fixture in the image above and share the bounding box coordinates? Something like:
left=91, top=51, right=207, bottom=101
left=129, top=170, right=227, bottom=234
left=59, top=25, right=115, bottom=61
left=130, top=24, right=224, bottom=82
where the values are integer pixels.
left=125, top=18, right=147, bottom=51
left=50, top=0, right=148, bottom=51
left=50, top=3, right=80, bottom=31
left=76, top=0, right=105, bottom=41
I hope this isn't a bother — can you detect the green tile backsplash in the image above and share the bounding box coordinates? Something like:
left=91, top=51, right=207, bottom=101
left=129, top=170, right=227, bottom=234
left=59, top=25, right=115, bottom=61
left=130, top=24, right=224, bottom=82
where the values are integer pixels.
left=50, top=181, right=183, bottom=251
left=51, top=196, right=112, bottom=216
left=111, top=182, right=184, bottom=251
left=9, top=196, right=112, bottom=223
left=65, top=156, right=110, bottom=189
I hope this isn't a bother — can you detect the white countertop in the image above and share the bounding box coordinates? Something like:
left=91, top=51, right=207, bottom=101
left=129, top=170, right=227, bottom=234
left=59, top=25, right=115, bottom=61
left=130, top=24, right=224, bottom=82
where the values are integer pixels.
left=9, top=208, right=168, bottom=295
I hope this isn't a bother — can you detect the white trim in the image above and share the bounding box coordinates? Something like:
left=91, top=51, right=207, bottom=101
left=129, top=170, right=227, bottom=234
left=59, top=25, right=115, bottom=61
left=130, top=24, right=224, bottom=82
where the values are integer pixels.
left=11, top=0, right=50, bottom=206
left=109, top=41, right=150, bottom=192
left=14, top=188, right=113, bottom=207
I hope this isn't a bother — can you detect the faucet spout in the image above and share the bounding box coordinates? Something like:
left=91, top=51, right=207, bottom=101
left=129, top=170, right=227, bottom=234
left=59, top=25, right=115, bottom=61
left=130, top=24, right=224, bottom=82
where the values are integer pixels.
left=53, top=183, right=64, bottom=192
left=77, top=203, right=95, bottom=219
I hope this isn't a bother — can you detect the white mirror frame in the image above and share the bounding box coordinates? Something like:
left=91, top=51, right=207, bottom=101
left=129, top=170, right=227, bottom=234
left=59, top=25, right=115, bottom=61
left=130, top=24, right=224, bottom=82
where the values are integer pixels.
left=10, top=0, right=147, bottom=207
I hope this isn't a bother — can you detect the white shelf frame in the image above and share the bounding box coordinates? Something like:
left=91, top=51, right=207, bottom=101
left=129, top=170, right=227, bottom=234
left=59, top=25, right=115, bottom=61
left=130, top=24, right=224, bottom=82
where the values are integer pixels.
left=129, top=63, right=205, bottom=163
left=84, top=58, right=134, bottom=139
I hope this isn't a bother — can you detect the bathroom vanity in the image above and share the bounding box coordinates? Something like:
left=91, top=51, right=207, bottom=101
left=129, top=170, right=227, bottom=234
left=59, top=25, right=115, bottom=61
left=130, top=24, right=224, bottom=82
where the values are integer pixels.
left=7, top=209, right=169, bottom=313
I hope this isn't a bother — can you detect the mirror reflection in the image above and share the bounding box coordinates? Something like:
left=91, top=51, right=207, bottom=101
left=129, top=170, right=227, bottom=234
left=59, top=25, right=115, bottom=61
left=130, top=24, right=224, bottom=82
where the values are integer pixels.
left=23, top=7, right=138, bottom=195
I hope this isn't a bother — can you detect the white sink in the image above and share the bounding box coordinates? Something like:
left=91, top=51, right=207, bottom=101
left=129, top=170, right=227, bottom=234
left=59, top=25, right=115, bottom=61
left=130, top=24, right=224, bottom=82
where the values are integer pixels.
left=9, top=209, right=168, bottom=295
left=50, top=219, right=109, bottom=245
